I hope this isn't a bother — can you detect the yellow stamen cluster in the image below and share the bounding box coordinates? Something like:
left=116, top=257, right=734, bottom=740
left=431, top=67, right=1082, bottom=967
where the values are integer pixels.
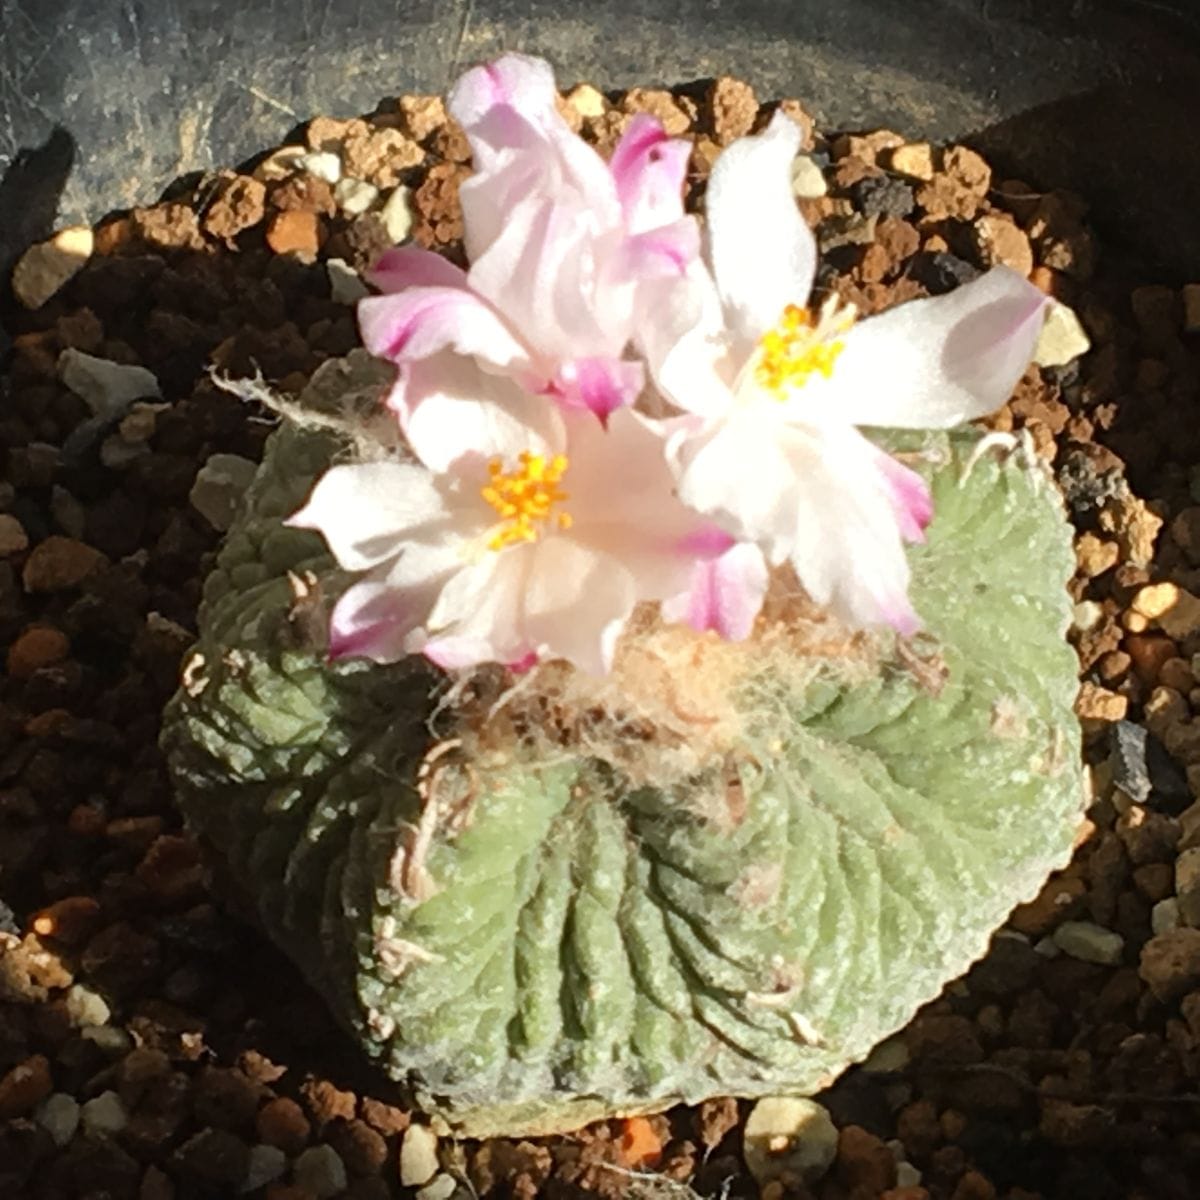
left=481, top=452, right=573, bottom=550
left=755, top=303, right=846, bottom=395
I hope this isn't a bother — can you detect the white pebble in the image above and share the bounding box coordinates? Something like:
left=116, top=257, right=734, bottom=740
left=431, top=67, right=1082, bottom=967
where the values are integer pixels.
left=35, top=1093, right=80, bottom=1146
left=81, top=1026, right=132, bottom=1055
left=65, top=983, right=111, bottom=1027
left=1052, top=919, right=1124, bottom=965
left=1071, top=600, right=1104, bottom=633
left=1034, top=301, right=1091, bottom=368
left=299, top=150, right=342, bottom=184
left=1153, top=897, right=1182, bottom=934
left=400, top=1123, right=440, bottom=1187
left=58, top=349, right=161, bottom=420
left=416, top=1175, right=460, bottom=1200
left=190, top=453, right=259, bottom=531
left=327, top=258, right=369, bottom=305
left=12, top=226, right=93, bottom=309
left=791, top=154, right=828, bottom=199
left=293, top=1144, right=348, bottom=1199
left=334, top=176, right=379, bottom=215
left=896, top=1160, right=923, bottom=1188
left=743, top=1096, right=838, bottom=1186
left=241, top=1144, right=287, bottom=1192
left=81, top=1090, right=128, bottom=1137
left=381, top=185, right=413, bottom=243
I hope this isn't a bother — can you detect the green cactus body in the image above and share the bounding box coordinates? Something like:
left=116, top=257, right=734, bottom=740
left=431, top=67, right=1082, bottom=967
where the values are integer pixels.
left=163, top=383, right=1085, bottom=1136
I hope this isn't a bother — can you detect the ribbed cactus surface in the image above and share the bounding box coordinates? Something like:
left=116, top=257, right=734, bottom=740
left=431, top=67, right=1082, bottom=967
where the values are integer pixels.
left=163, top=387, right=1085, bottom=1136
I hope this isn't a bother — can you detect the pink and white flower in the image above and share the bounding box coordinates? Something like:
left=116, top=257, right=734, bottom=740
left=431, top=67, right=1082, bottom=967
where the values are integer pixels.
left=289, top=406, right=764, bottom=676
left=357, top=53, right=699, bottom=471
left=643, top=111, right=1050, bottom=634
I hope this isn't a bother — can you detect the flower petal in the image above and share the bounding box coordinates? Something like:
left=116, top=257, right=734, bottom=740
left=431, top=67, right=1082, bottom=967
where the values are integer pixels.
left=820, top=265, right=1050, bottom=428
left=550, top=355, right=645, bottom=420
left=287, top=462, right=449, bottom=572
left=357, top=285, right=531, bottom=372
left=636, top=263, right=737, bottom=419
left=661, top=541, right=769, bottom=641
left=782, top=425, right=922, bottom=635
left=451, top=54, right=620, bottom=263
left=367, top=246, right=469, bottom=293
left=672, top=408, right=801, bottom=560
left=609, top=114, right=692, bottom=235
left=467, top=195, right=621, bottom=361
left=869, top=446, right=933, bottom=544
left=395, top=351, right=565, bottom=471
left=425, top=549, right=534, bottom=666
left=522, top=538, right=637, bottom=675
left=563, top=407, right=724, bottom=600
left=706, top=110, right=816, bottom=352
left=328, top=570, right=435, bottom=663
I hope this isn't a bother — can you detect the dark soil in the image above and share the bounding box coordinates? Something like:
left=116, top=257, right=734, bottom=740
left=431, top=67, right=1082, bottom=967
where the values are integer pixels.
left=3, top=75, right=1200, bottom=1200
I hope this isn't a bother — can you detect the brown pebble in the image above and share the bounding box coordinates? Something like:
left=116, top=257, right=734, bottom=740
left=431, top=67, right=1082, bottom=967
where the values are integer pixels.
left=139, top=1165, right=174, bottom=1200
left=1074, top=532, right=1118, bottom=578
left=22, top=536, right=107, bottom=592
left=193, top=1066, right=265, bottom=1132
left=266, top=211, right=323, bottom=259
left=836, top=1124, right=897, bottom=1192
left=300, top=1076, right=357, bottom=1129
left=343, top=126, right=424, bottom=188
left=709, top=76, right=758, bottom=144
left=6, top=625, right=70, bottom=678
left=135, top=834, right=206, bottom=904
left=202, top=175, right=268, bottom=244
left=620, top=87, right=692, bottom=135
left=397, top=94, right=446, bottom=142
left=951, top=1169, right=997, bottom=1200
left=972, top=213, right=1034, bottom=276
left=0, top=1054, right=52, bottom=1118
left=881, top=1190, right=931, bottom=1200
left=326, top=1117, right=388, bottom=1174
left=0, top=513, right=30, bottom=556
left=1125, top=634, right=1179, bottom=684
left=271, top=173, right=338, bottom=216
left=265, top=1186, right=318, bottom=1200
left=1075, top=681, right=1127, bottom=723
left=30, top=895, right=101, bottom=946
left=1133, top=862, right=1175, bottom=902
left=358, top=1097, right=409, bottom=1136
left=132, top=203, right=205, bottom=250
left=257, top=1096, right=312, bottom=1154
left=1159, top=657, right=1195, bottom=692
left=896, top=1098, right=941, bottom=1159
left=1139, top=928, right=1200, bottom=1001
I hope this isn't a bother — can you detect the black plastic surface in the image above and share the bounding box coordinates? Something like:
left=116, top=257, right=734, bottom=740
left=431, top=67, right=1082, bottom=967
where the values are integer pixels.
left=1, top=0, right=1198, bottom=273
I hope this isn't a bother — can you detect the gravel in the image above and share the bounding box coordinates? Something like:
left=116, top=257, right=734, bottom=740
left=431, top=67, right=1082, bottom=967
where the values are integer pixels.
left=4, top=70, right=1200, bottom=1200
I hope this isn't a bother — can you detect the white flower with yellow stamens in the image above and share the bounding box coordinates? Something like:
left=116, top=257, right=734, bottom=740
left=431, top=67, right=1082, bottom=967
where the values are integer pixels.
left=288, top=407, right=754, bottom=676
left=639, top=111, right=1050, bottom=634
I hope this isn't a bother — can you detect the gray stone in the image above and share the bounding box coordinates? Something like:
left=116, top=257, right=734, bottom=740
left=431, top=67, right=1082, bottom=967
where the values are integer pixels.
left=1052, top=920, right=1124, bottom=965
left=293, top=1145, right=348, bottom=1199
left=190, top=454, right=259, bottom=532
left=58, top=348, right=161, bottom=419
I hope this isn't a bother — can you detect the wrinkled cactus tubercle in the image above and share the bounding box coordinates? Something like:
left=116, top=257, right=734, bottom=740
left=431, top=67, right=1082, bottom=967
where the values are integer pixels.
left=162, top=358, right=1086, bottom=1137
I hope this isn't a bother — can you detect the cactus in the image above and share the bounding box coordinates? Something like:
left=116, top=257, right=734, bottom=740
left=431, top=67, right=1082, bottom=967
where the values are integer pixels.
left=163, top=364, right=1085, bottom=1137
